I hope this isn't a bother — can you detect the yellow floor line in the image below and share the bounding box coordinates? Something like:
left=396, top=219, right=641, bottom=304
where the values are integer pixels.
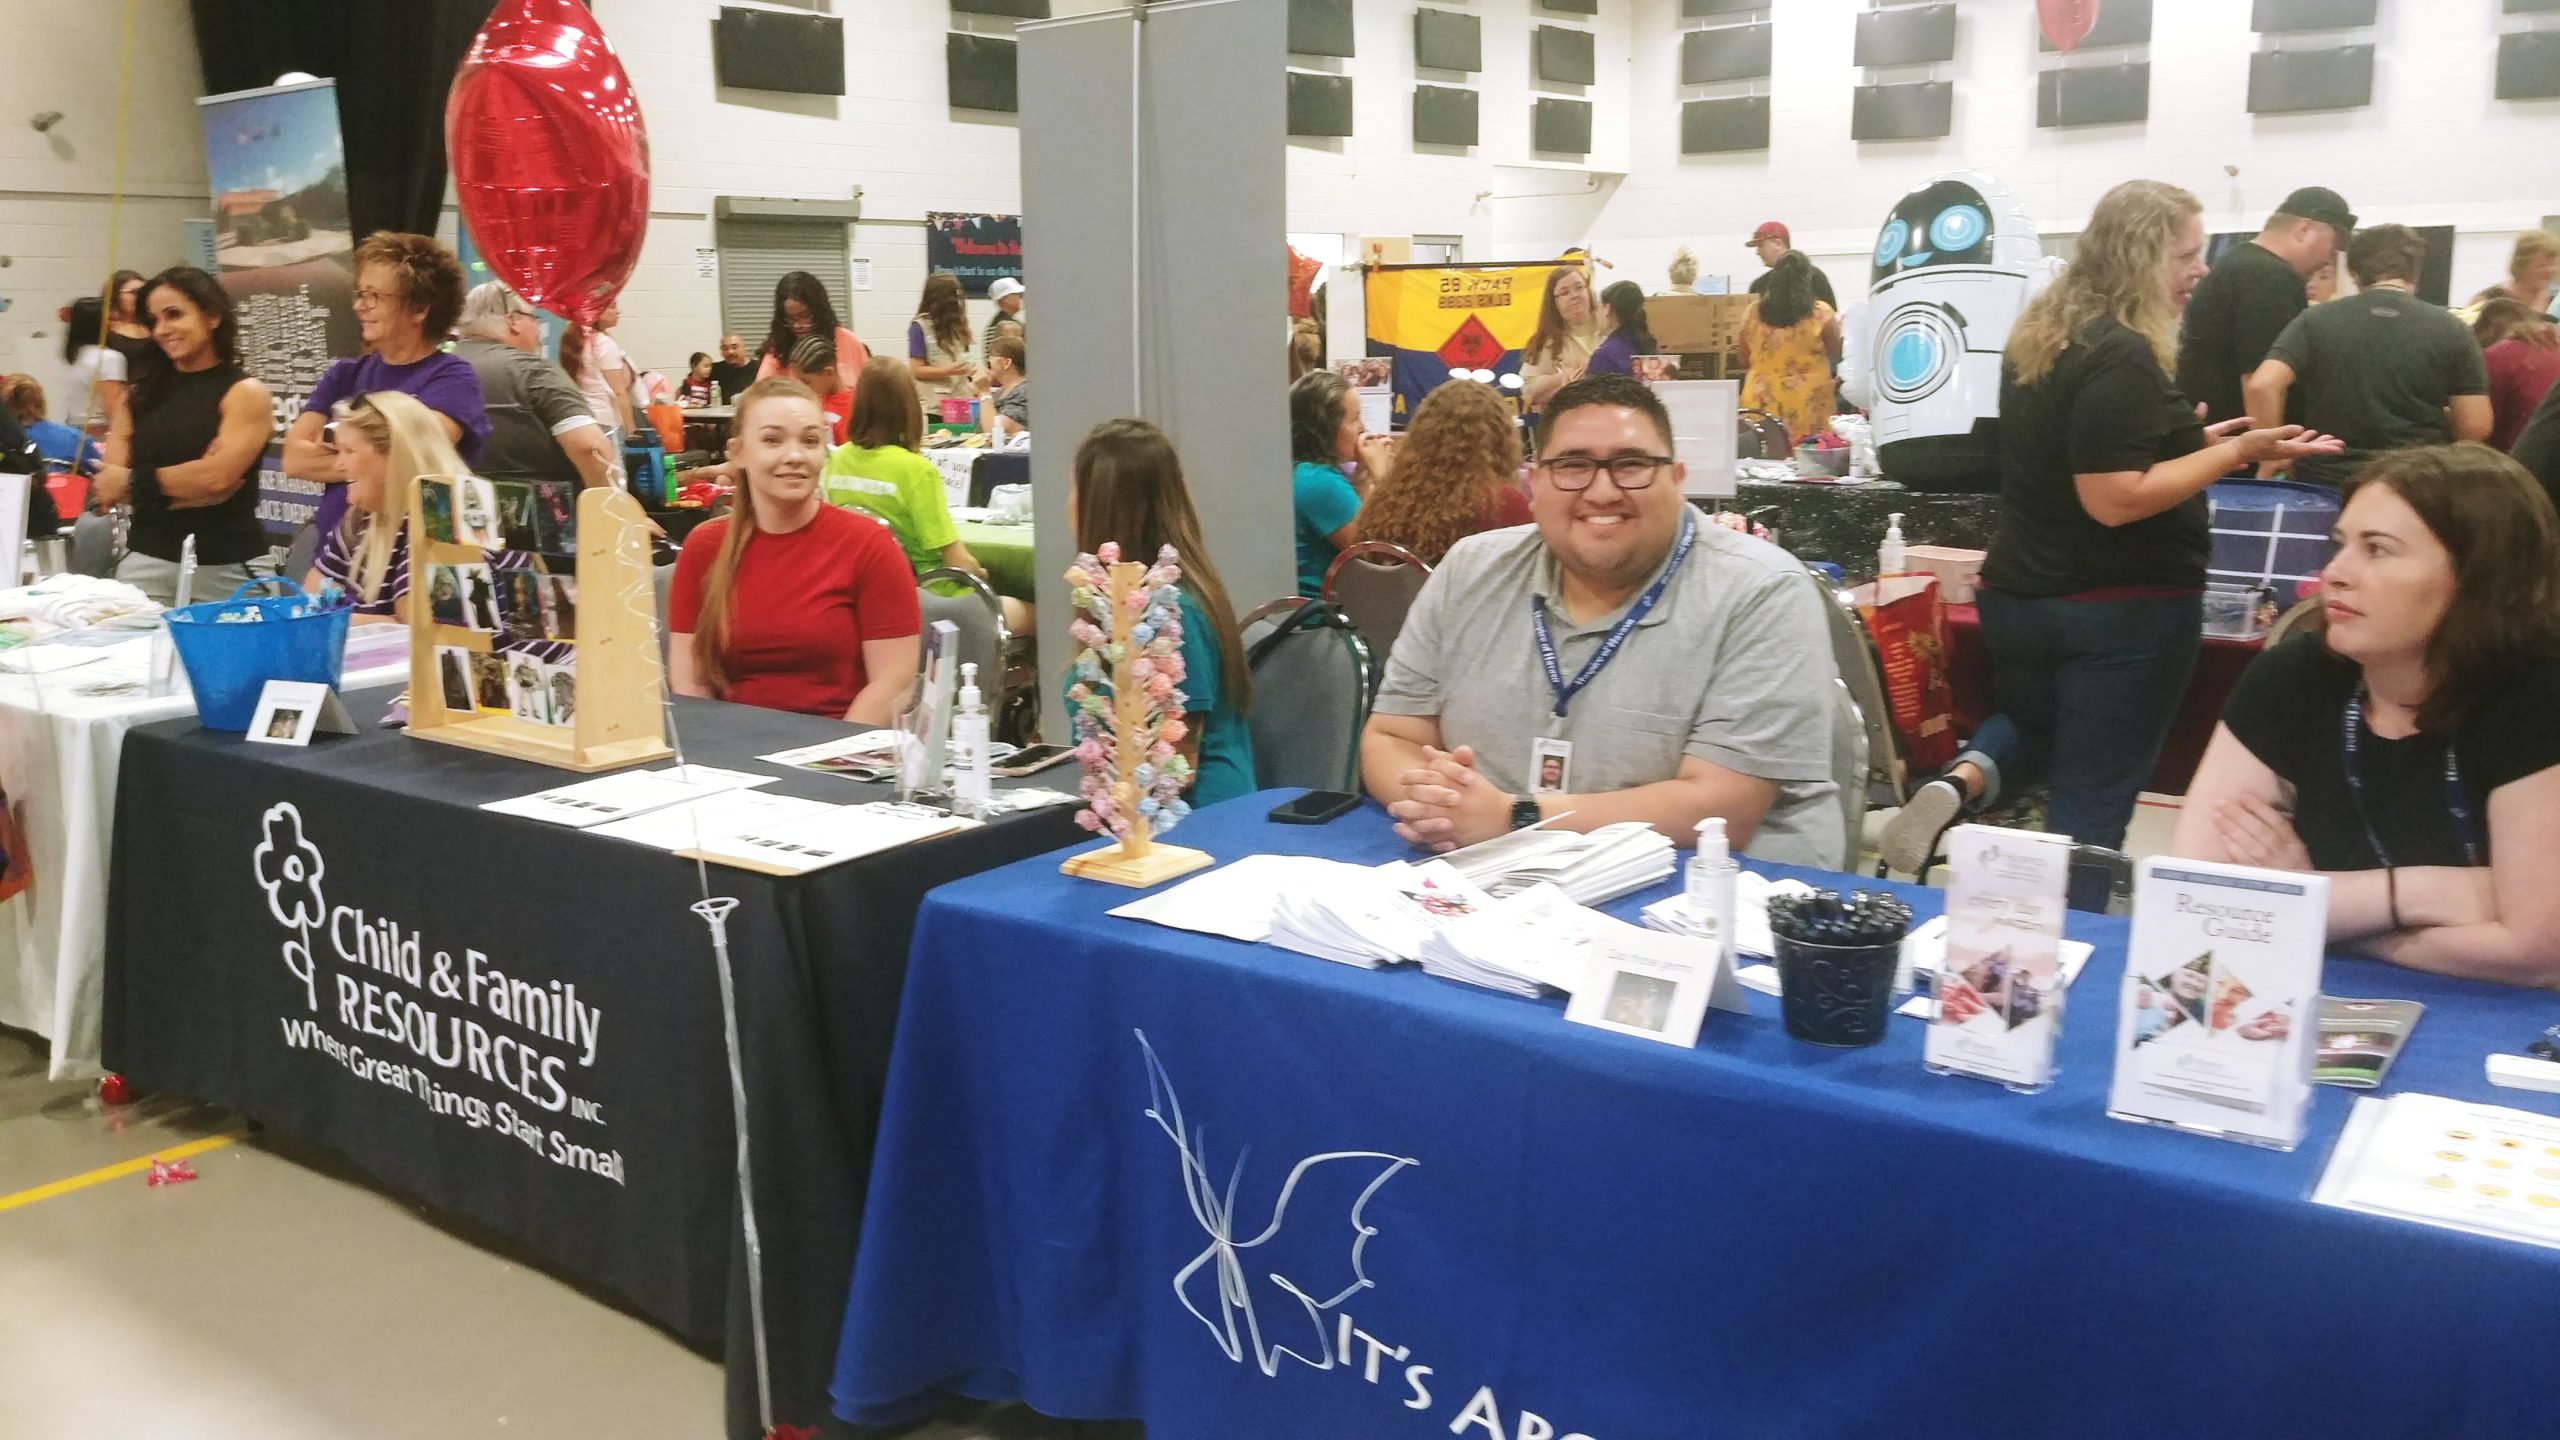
left=0, top=1131, right=244, bottom=1215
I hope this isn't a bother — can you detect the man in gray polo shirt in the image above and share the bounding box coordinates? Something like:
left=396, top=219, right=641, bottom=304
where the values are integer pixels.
left=453, top=280, right=616, bottom=492
left=1362, top=374, right=1844, bottom=867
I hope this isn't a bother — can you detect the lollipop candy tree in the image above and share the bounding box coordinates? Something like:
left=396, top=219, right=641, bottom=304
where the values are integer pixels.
left=1058, top=543, right=1214, bottom=888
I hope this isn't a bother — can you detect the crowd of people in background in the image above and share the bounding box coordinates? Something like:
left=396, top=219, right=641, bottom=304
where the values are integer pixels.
left=26, top=188, right=2560, bottom=985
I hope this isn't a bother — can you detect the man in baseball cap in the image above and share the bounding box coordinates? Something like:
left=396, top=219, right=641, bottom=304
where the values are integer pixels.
left=2176, top=186, right=2357, bottom=424
left=1746, top=221, right=1837, bottom=310
left=983, top=275, right=1025, bottom=356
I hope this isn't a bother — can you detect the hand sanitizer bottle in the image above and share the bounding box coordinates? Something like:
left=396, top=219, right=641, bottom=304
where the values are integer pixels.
left=1878, top=512, right=1907, bottom=578
left=952, top=662, right=992, bottom=813
left=1685, top=817, right=1737, bottom=962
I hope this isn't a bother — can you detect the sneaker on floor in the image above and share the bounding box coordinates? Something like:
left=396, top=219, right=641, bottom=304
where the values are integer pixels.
left=1880, top=777, right=1965, bottom=878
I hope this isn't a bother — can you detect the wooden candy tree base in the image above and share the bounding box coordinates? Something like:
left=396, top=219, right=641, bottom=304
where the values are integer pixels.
left=1059, top=840, right=1212, bottom=889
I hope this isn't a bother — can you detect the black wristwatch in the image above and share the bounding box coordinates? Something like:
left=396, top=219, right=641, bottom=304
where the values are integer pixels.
left=1509, top=796, right=1542, bottom=832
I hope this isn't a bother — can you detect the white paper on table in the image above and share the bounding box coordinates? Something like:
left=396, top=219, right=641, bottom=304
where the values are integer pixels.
left=0, top=640, right=140, bottom=674
left=759, top=729, right=907, bottom=771
left=2315, top=1093, right=2560, bottom=1252
left=1109, top=854, right=1356, bottom=944
left=1419, top=882, right=1597, bottom=995
left=480, top=764, right=774, bottom=828
left=685, top=801, right=978, bottom=874
left=1644, top=873, right=1815, bottom=959
left=588, top=790, right=839, bottom=852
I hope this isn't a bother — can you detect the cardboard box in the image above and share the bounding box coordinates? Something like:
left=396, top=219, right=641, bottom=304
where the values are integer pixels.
left=1904, top=544, right=1984, bottom=604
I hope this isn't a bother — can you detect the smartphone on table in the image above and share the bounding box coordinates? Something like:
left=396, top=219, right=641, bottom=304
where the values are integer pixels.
left=1269, top=790, right=1361, bottom=825
left=992, top=743, right=1075, bottom=778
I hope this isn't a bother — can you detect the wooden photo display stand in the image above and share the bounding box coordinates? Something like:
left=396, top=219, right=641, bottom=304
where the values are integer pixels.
left=405, top=480, right=672, bottom=773
left=1058, top=553, right=1211, bottom=889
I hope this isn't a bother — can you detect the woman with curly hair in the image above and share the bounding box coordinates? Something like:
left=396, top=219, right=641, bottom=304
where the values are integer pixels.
left=1349, top=379, right=1530, bottom=566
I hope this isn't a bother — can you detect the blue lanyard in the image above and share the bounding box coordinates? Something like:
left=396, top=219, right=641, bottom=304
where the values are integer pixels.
left=1530, top=516, right=1697, bottom=719
left=2340, top=688, right=2481, bottom=867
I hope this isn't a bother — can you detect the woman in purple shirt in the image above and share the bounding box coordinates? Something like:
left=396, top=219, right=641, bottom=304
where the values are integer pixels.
left=280, top=232, right=487, bottom=539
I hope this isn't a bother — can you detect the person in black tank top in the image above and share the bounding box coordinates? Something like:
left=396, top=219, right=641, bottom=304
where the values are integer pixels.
left=2174, top=445, right=2560, bottom=988
left=93, top=266, right=276, bottom=606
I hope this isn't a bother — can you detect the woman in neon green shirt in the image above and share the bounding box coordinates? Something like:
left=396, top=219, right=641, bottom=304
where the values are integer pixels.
left=822, top=356, right=1030, bottom=630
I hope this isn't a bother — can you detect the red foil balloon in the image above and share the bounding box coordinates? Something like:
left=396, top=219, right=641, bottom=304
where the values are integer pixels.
left=445, top=0, right=650, bottom=326
left=2038, top=0, right=2103, bottom=54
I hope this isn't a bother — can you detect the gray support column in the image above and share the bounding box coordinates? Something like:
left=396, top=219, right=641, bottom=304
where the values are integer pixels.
left=1019, top=0, right=1291, bottom=740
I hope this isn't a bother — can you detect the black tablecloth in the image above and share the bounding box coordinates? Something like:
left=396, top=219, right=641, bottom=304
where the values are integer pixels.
left=1724, top=479, right=1999, bottom=582
left=100, top=691, right=1082, bottom=1438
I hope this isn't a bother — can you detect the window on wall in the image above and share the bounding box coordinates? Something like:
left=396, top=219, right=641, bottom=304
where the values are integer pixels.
left=1411, top=235, right=1464, bottom=265
left=717, top=216, right=852, bottom=347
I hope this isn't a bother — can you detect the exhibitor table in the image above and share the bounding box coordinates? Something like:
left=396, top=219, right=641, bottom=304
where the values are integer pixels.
left=953, top=519, right=1035, bottom=602
left=100, top=689, right=1082, bottom=1440
left=833, top=793, right=2560, bottom=1440
left=0, top=639, right=405, bottom=1078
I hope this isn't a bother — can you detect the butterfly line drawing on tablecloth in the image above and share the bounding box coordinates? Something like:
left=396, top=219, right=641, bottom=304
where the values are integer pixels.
left=1138, top=1030, right=1417, bottom=1377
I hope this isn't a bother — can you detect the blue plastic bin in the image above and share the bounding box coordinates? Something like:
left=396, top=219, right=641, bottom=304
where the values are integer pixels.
left=163, top=579, right=353, bottom=732
left=2206, top=479, right=2340, bottom=597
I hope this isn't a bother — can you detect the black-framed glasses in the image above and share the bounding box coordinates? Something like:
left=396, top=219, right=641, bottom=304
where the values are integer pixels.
left=1537, top=454, right=1674, bottom=491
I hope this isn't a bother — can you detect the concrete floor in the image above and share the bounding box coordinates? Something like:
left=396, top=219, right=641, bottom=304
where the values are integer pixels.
left=0, top=1025, right=1123, bottom=1439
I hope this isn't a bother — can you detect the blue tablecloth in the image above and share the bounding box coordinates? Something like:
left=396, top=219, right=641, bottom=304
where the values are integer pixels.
left=833, top=793, right=2560, bottom=1439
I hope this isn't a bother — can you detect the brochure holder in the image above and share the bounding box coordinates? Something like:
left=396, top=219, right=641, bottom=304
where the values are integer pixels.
left=405, top=480, right=672, bottom=772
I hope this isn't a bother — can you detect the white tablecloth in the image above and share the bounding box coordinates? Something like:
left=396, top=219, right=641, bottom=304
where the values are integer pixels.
left=0, top=634, right=407, bottom=1077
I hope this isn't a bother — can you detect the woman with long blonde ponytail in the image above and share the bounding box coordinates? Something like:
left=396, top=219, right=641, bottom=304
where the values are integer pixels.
left=1879, top=179, right=2346, bottom=884
left=303, top=389, right=474, bottom=621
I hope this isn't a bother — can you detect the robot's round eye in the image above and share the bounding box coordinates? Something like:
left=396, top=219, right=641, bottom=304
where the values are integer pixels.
left=1929, top=205, right=1988, bottom=252
left=1874, top=219, right=1910, bottom=268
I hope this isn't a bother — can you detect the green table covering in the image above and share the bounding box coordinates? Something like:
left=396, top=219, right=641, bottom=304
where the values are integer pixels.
left=954, top=520, right=1035, bottom=601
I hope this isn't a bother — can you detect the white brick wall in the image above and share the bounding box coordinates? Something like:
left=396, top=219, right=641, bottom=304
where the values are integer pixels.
left=0, top=0, right=205, bottom=411
left=1599, top=0, right=2560, bottom=310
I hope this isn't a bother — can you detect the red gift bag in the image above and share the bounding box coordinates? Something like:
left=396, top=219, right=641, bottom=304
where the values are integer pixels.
left=1855, top=574, right=1958, bottom=775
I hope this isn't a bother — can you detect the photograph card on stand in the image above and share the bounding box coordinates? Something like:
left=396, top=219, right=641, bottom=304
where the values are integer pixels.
left=406, top=479, right=669, bottom=773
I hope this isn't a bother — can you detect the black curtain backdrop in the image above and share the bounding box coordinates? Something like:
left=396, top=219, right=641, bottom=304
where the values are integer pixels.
left=190, top=0, right=500, bottom=239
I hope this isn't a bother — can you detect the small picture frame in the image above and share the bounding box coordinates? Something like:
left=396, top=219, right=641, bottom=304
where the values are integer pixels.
left=540, top=574, right=578, bottom=640
left=246, top=679, right=355, bottom=747
left=493, top=480, right=542, bottom=552
left=470, top=650, right=510, bottom=711
left=508, top=652, right=551, bottom=724
left=419, top=479, right=457, bottom=544
left=453, top=475, right=505, bottom=549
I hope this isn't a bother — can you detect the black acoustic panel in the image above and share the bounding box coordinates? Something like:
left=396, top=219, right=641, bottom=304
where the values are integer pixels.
left=1683, top=23, right=1773, bottom=84
left=1856, top=4, right=1957, bottom=67
left=1416, top=8, right=1482, bottom=72
left=947, top=33, right=1018, bottom=112
left=2508, top=0, right=2560, bottom=12
left=2247, top=44, right=2373, bottom=112
left=1288, top=0, right=1355, bottom=58
left=2251, top=0, right=2380, bottom=30
left=1533, top=96, right=1593, bottom=155
left=1535, top=25, right=1597, bottom=84
left=714, top=8, right=846, bottom=95
left=1852, top=80, right=1954, bottom=139
left=1685, top=0, right=1765, bottom=14
left=2415, top=224, right=2456, bottom=308
left=1682, top=95, right=1772, bottom=153
left=950, top=0, right=1050, bottom=16
left=1287, top=71, right=1353, bottom=137
left=1541, top=0, right=1600, bottom=12
left=2037, top=62, right=2151, bottom=126
left=2499, top=31, right=2560, bottom=99
left=2037, top=0, right=2153, bottom=50
left=1414, top=84, right=1479, bottom=146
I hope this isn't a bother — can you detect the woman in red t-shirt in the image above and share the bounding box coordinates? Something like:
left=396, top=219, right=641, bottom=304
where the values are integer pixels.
left=668, top=378, right=920, bottom=720
left=1343, top=376, right=1532, bottom=566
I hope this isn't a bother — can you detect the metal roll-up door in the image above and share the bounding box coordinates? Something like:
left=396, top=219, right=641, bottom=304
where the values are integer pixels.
left=717, top=216, right=851, bottom=349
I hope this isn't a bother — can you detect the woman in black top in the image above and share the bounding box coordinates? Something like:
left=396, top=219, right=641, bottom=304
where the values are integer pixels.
left=2174, top=445, right=2560, bottom=984
left=1881, top=180, right=2341, bottom=873
left=92, top=267, right=274, bottom=606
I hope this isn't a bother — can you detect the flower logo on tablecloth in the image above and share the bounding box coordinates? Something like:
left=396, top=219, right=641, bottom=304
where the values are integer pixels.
left=253, top=803, right=328, bottom=1012
left=254, top=803, right=327, bottom=931
left=1138, top=1031, right=1416, bottom=1377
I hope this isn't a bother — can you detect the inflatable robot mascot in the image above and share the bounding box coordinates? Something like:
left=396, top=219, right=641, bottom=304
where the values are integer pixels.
left=1841, top=171, right=2063, bottom=490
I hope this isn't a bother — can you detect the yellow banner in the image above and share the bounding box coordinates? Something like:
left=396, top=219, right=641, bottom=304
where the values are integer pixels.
left=1364, top=263, right=1565, bottom=356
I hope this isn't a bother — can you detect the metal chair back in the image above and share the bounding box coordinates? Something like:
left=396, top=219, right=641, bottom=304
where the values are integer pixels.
left=1320, top=541, right=1431, bottom=677
left=1241, top=597, right=1374, bottom=793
